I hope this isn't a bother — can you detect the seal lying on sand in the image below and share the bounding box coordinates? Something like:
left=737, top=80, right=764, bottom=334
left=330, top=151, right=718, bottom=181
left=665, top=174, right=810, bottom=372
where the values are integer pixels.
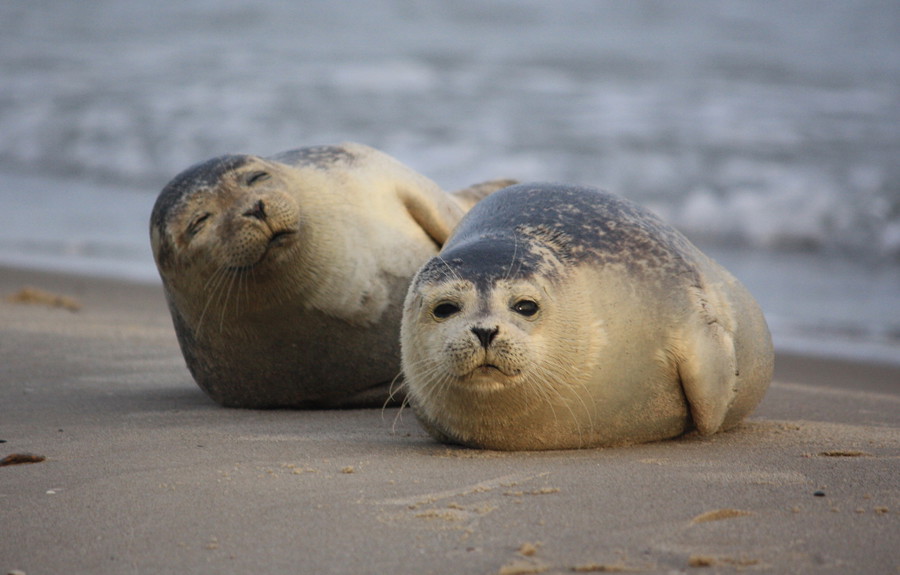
left=401, top=183, right=773, bottom=450
left=150, top=142, right=514, bottom=408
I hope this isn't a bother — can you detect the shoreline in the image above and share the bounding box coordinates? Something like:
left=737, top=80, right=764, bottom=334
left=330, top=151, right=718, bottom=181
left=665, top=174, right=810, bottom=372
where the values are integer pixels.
left=2, top=262, right=897, bottom=384
left=2, top=263, right=898, bottom=574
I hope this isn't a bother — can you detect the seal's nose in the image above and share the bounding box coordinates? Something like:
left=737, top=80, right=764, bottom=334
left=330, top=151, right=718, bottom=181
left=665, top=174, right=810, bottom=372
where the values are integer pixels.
left=242, top=199, right=267, bottom=221
left=471, top=326, right=499, bottom=349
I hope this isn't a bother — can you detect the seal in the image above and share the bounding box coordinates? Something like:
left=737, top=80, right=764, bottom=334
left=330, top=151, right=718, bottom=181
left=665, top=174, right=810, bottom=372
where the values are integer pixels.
left=150, top=142, right=515, bottom=408
left=400, top=183, right=773, bottom=450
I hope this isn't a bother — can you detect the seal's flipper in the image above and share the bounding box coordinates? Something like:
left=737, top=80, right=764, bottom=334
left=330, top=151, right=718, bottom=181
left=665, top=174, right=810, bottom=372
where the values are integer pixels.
left=401, top=179, right=517, bottom=246
left=449, top=179, right=518, bottom=211
left=678, top=287, right=739, bottom=435
left=399, top=186, right=467, bottom=247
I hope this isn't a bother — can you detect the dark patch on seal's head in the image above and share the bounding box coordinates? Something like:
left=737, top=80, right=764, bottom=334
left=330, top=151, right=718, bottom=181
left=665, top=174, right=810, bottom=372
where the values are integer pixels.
left=150, top=154, right=251, bottom=233
left=439, top=183, right=698, bottom=279
left=267, top=145, right=357, bottom=170
left=413, top=232, right=562, bottom=294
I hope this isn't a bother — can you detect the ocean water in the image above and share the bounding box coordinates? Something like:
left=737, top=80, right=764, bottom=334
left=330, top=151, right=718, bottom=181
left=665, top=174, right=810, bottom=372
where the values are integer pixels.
left=1, top=0, right=898, bottom=365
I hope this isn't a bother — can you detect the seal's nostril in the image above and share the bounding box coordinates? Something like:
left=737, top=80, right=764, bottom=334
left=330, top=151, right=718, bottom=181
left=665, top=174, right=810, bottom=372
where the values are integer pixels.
left=243, top=200, right=267, bottom=220
left=471, top=326, right=499, bottom=349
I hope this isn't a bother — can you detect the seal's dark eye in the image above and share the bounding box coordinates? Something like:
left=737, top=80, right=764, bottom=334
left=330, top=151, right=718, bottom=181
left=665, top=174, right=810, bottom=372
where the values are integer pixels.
left=433, top=302, right=460, bottom=319
left=512, top=299, right=539, bottom=317
left=187, top=213, right=211, bottom=236
left=245, top=171, right=270, bottom=186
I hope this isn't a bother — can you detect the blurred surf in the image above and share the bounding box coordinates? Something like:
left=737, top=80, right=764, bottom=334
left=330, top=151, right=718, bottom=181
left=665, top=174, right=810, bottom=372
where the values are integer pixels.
left=1, top=0, right=897, bottom=364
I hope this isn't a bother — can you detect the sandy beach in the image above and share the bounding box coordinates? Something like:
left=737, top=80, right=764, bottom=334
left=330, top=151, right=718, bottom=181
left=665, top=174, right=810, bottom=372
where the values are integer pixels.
left=1, top=265, right=897, bottom=574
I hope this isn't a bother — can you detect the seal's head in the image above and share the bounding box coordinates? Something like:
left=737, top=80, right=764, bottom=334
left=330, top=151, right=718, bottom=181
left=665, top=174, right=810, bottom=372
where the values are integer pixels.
left=150, top=155, right=314, bottom=319
left=400, top=233, right=604, bottom=450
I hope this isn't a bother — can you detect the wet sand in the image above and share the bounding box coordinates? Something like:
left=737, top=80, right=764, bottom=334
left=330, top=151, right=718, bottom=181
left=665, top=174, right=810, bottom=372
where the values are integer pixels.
left=1, top=265, right=897, bottom=574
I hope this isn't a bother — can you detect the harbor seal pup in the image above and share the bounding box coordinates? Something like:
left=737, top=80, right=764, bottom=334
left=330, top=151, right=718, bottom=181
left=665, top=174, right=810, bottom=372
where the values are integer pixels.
left=150, top=142, right=514, bottom=408
left=401, top=183, right=773, bottom=450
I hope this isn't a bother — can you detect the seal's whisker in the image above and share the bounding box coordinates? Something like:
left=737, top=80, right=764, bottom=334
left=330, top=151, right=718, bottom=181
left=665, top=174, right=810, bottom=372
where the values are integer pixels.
left=503, top=231, right=519, bottom=282
left=384, top=371, right=406, bottom=408
left=536, top=353, right=598, bottom=441
left=525, top=365, right=566, bottom=428
left=408, top=365, right=445, bottom=403
left=435, top=255, right=462, bottom=283
left=196, top=265, right=230, bottom=336
left=412, top=363, right=453, bottom=407
left=533, top=363, right=595, bottom=447
left=218, top=268, right=242, bottom=334
left=229, top=268, right=243, bottom=320
left=390, top=396, right=410, bottom=434
left=241, top=267, right=253, bottom=310
left=540, top=362, right=594, bottom=443
left=383, top=371, right=409, bottom=431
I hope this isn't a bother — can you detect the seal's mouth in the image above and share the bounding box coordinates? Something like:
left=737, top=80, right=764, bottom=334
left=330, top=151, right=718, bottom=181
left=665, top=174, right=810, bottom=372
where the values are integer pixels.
left=226, top=229, right=296, bottom=272
left=469, top=363, right=519, bottom=378
left=454, top=363, right=521, bottom=393
left=268, top=229, right=295, bottom=246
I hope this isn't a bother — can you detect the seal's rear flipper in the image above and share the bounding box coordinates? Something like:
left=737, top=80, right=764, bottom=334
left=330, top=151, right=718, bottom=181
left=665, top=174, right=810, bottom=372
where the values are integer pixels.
left=678, top=287, right=739, bottom=435
left=450, top=179, right=518, bottom=211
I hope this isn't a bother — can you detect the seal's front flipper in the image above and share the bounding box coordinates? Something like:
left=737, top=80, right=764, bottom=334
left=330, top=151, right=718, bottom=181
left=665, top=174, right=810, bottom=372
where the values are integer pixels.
left=677, top=286, right=739, bottom=435
left=394, top=178, right=467, bottom=248
left=401, top=179, right=518, bottom=247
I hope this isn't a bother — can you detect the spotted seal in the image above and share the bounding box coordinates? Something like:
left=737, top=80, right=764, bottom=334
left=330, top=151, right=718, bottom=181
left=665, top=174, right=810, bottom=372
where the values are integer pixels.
left=150, top=142, right=514, bottom=408
left=400, top=183, right=773, bottom=450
